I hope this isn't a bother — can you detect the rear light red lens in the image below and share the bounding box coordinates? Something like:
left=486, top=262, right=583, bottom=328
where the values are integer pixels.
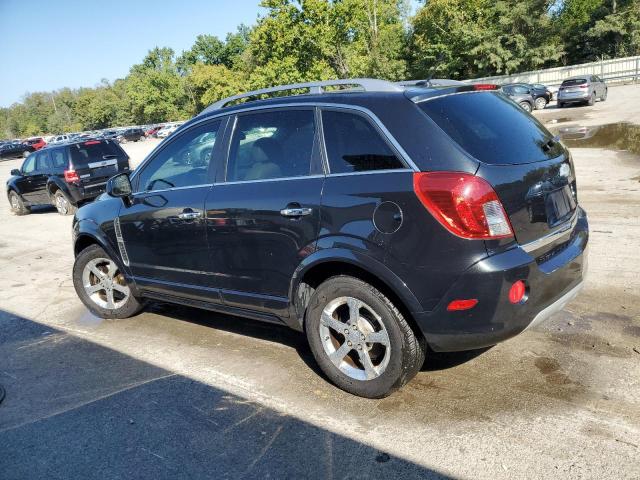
left=413, top=172, right=514, bottom=239
left=509, top=280, right=527, bottom=304
left=447, top=299, right=478, bottom=311
left=84, top=140, right=100, bottom=145
left=473, top=84, right=499, bottom=91
left=64, top=169, right=80, bottom=183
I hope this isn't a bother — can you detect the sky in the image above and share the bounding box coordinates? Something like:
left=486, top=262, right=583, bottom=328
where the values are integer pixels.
left=0, top=0, right=264, bottom=107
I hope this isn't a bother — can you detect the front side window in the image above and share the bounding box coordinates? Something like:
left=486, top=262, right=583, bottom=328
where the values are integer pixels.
left=321, top=110, right=404, bottom=174
left=136, top=120, right=221, bottom=192
left=22, top=155, right=36, bottom=174
left=226, top=109, right=315, bottom=182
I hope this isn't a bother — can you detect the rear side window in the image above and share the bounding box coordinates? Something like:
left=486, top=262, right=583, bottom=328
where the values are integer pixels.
left=321, top=110, right=404, bottom=174
left=69, top=140, right=125, bottom=166
left=35, top=151, right=52, bottom=171
left=51, top=149, right=68, bottom=169
left=561, top=78, right=587, bottom=87
left=418, top=92, right=563, bottom=165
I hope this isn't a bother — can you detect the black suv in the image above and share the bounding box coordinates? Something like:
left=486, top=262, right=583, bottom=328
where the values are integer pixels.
left=71, top=79, right=588, bottom=398
left=118, top=128, right=146, bottom=143
left=7, top=139, right=130, bottom=215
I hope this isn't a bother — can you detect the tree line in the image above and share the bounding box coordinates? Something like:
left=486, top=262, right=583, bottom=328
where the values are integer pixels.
left=1, top=0, right=638, bottom=138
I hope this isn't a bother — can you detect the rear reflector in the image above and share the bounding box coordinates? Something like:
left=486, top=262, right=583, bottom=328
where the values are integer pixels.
left=447, top=299, right=478, bottom=311
left=413, top=172, right=514, bottom=239
left=509, top=280, right=527, bottom=304
left=64, top=169, right=80, bottom=183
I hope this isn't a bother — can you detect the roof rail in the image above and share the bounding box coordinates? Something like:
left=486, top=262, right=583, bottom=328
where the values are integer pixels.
left=200, top=78, right=403, bottom=114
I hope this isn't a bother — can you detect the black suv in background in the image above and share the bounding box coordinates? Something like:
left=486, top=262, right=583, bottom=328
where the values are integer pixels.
left=7, top=139, right=130, bottom=215
left=118, top=128, right=146, bottom=143
left=501, top=84, right=535, bottom=112
left=0, top=142, right=33, bottom=159
left=504, top=83, right=553, bottom=110
left=70, top=79, right=588, bottom=398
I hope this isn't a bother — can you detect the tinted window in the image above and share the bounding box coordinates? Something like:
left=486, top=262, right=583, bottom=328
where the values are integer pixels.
left=512, top=86, right=530, bottom=94
left=321, top=110, right=404, bottom=174
left=226, top=109, right=315, bottom=182
left=22, top=155, right=36, bottom=174
left=70, top=141, right=125, bottom=166
left=418, top=92, right=563, bottom=165
left=136, top=120, right=221, bottom=192
left=561, top=78, right=587, bottom=87
left=51, top=149, right=68, bottom=169
left=35, top=151, right=51, bottom=171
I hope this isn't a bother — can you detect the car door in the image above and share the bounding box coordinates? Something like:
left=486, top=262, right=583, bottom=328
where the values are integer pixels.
left=23, top=150, right=51, bottom=204
left=14, top=154, right=38, bottom=201
left=118, top=118, right=227, bottom=298
left=204, top=107, right=323, bottom=313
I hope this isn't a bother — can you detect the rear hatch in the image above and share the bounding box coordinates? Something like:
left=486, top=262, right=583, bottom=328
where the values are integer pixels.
left=69, top=139, right=130, bottom=191
left=560, top=78, right=588, bottom=94
left=417, top=91, right=577, bottom=251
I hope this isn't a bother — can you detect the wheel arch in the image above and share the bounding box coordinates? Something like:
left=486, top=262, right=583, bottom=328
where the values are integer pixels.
left=289, top=250, right=425, bottom=339
left=47, top=178, right=70, bottom=200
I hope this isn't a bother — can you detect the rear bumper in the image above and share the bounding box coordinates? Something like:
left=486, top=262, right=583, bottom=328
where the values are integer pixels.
left=67, top=182, right=107, bottom=204
left=558, top=92, right=590, bottom=103
left=414, top=207, right=588, bottom=352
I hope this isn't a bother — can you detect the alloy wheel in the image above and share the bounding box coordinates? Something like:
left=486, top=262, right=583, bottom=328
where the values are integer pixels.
left=10, top=193, right=19, bottom=211
left=55, top=194, right=69, bottom=215
left=319, top=296, right=391, bottom=381
left=82, top=257, right=130, bottom=310
left=535, top=97, right=547, bottom=110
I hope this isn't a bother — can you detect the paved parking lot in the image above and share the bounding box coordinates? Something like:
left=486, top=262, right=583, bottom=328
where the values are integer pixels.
left=1, top=85, right=639, bottom=479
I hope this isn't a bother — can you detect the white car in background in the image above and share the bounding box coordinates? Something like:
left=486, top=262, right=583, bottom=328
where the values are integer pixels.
left=156, top=125, right=179, bottom=138
left=48, top=134, right=70, bottom=144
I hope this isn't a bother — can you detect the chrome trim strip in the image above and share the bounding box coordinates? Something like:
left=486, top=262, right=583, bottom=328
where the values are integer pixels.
left=214, top=174, right=324, bottom=186
left=132, top=183, right=213, bottom=196
left=327, top=168, right=412, bottom=178
left=520, top=211, right=578, bottom=253
left=88, top=159, right=117, bottom=168
left=113, top=217, right=130, bottom=267
left=524, top=281, right=584, bottom=331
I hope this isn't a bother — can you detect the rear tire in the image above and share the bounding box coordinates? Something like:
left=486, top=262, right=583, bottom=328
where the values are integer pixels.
left=601, top=89, right=608, bottom=101
left=73, top=244, right=144, bottom=319
left=305, top=275, right=426, bottom=398
left=588, top=93, right=596, bottom=106
left=22, top=150, right=30, bottom=158
left=534, top=97, right=547, bottom=110
left=519, top=101, right=532, bottom=112
left=8, top=190, right=30, bottom=215
left=53, top=190, right=77, bottom=216
left=558, top=102, right=564, bottom=108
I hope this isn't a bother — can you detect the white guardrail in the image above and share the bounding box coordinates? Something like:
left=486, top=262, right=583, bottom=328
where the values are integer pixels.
left=465, top=55, right=640, bottom=86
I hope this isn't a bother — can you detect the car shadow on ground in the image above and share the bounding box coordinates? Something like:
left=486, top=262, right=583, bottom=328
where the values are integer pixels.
left=144, top=302, right=486, bottom=378
left=0, top=309, right=451, bottom=480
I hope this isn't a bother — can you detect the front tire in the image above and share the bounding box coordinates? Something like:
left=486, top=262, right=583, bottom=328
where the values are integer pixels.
left=305, top=276, right=426, bottom=398
left=53, top=190, right=77, bottom=216
left=73, top=244, right=143, bottom=319
left=8, top=190, right=30, bottom=215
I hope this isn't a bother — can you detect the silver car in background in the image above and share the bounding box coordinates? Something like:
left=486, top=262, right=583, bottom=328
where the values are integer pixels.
left=557, top=75, right=607, bottom=108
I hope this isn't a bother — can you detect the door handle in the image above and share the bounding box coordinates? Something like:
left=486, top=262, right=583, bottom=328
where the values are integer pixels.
left=280, top=207, right=313, bottom=217
left=178, top=210, right=202, bottom=220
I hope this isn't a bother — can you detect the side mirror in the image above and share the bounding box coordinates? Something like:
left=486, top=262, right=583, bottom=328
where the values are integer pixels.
left=10, top=169, right=21, bottom=176
left=106, top=173, right=132, bottom=198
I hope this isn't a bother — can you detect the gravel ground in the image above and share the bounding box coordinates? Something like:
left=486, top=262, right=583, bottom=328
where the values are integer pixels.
left=0, top=85, right=639, bottom=479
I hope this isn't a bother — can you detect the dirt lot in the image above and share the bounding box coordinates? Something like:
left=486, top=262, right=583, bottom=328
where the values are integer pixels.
left=1, top=85, right=639, bottom=479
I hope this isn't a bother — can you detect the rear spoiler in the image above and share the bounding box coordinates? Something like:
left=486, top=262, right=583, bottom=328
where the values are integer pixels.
left=405, top=83, right=501, bottom=103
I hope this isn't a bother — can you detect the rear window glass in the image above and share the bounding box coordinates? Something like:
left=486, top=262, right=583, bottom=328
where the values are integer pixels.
left=418, top=92, right=563, bottom=165
left=561, top=78, right=587, bottom=86
left=69, top=140, right=125, bottom=166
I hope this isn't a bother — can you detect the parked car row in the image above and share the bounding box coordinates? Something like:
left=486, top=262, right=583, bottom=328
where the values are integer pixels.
left=497, top=76, right=607, bottom=112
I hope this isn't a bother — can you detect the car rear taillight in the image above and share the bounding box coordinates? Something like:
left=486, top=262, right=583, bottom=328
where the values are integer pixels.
left=413, top=172, right=514, bottom=240
left=64, top=169, right=80, bottom=183
left=473, top=84, right=499, bottom=91
left=84, top=140, right=100, bottom=145
left=579, top=85, right=588, bottom=89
